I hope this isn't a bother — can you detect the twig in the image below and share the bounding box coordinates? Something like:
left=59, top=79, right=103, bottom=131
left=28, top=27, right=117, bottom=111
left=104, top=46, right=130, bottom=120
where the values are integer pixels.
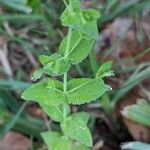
left=0, top=43, right=13, bottom=77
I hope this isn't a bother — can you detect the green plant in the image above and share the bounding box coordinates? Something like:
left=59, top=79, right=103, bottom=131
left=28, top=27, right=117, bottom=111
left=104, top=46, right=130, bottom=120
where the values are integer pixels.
left=21, top=0, right=113, bottom=149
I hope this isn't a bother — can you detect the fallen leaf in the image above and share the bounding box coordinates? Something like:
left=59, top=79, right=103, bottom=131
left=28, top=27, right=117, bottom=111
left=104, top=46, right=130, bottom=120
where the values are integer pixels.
left=0, top=131, right=31, bottom=150
left=123, top=118, right=150, bottom=142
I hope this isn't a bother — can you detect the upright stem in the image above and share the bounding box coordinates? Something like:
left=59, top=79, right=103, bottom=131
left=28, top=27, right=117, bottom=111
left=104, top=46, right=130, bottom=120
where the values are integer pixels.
left=63, top=72, right=68, bottom=118
left=63, top=27, right=72, bottom=118
left=63, top=72, right=67, bottom=93
left=65, top=27, right=72, bottom=57
left=63, top=27, right=72, bottom=92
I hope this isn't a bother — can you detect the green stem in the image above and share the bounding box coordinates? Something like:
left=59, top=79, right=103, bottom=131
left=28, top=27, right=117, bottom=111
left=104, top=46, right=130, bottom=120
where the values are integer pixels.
left=63, top=72, right=68, bottom=118
left=63, top=72, right=67, bottom=93
left=63, top=27, right=72, bottom=92
left=65, top=27, right=72, bottom=57
left=63, top=27, right=72, bottom=118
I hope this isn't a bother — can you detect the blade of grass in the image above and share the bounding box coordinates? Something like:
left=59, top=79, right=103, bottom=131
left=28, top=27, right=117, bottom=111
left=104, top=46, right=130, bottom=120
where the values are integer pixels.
left=129, top=1, right=150, bottom=15
left=100, top=0, right=141, bottom=23
left=1, top=0, right=32, bottom=14
left=1, top=112, right=45, bottom=138
left=0, top=79, right=31, bottom=91
left=0, top=14, right=44, bottom=22
left=1, top=101, right=28, bottom=136
left=112, top=66, right=150, bottom=108
left=104, top=0, right=118, bottom=12
left=0, top=90, right=20, bottom=113
left=116, top=62, right=150, bottom=74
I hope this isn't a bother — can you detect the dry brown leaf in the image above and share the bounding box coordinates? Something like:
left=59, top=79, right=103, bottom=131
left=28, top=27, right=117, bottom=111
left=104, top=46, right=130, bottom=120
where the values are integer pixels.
left=0, top=131, right=31, bottom=150
left=123, top=118, right=150, bottom=142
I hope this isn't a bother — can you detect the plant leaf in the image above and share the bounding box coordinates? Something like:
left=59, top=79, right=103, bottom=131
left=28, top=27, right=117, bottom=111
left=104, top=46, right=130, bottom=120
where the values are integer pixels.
left=21, top=79, right=65, bottom=105
left=70, top=112, right=90, bottom=124
left=61, top=12, right=99, bottom=39
left=66, top=78, right=111, bottom=105
left=61, top=3, right=100, bottom=39
left=61, top=113, right=92, bottom=147
left=37, top=53, right=71, bottom=77
left=60, top=31, right=94, bottom=64
left=61, top=0, right=82, bottom=27
left=79, top=9, right=100, bottom=38
left=61, top=7, right=82, bottom=27
left=96, top=61, right=114, bottom=78
left=82, top=9, right=100, bottom=21
left=31, top=69, right=45, bottom=81
left=41, top=131, right=72, bottom=150
left=39, top=55, right=52, bottom=65
left=40, top=103, right=70, bottom=122
left=72, top=142, right=90, bottom=150
left=43, top=53, right=71, bottom=76
left=78, top=20, right=99, bottom=39
left=121, top=99, right=150, bottom=126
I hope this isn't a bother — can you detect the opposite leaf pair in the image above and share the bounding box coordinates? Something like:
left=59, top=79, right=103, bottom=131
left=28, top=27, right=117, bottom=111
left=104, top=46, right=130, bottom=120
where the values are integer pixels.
left=22, top=65, right=112, bottom=106
left=32, top=30, right=95, bottom=81
left=41, top=112, right=91, bottom=149
left=32, top=53, right=71, bottom=81
left=61, top=0, right=100, bottom=39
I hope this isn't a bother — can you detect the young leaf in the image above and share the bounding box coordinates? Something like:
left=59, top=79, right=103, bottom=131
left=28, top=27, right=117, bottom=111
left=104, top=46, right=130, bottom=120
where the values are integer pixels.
left=43, top=53, right=71, bottom=76
left=40, top=103, right=70, bottom=122
left=66, top=78, right=111, bottom=105
left=39, top=55, right=52, bottom=65
left=61, top=113, right=92, bottom=147
left=78, top=9, right=100, bottom=39
left=38, top=53, right=71, bottom=77
left=82, top=9, right=101, bottom=21
left=61, top=8, right=82, bottom=27
left=21, top=79, right=65, bottom=105
left=60, top=31, right=94, bottom=64
left=121, top=99, right=150, bottom=126
left=61, top=0, right=82, bottom=27
left=96, top=61, right=114, bottom=78
left=41, top=131, right=72, bottom=150
left=61, top=4, right=100, bottom=39
left=31, top=69, right=44, bottom=81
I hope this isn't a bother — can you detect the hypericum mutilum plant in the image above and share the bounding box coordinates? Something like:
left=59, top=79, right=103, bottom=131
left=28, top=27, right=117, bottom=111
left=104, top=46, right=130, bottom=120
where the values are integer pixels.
left=21, top=0, right=113, bottom=149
